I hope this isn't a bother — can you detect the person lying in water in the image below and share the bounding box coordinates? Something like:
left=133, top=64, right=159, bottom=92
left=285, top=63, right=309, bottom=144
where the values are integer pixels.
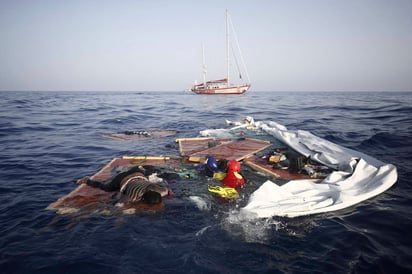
left=76, top=165, right=176, bottom=204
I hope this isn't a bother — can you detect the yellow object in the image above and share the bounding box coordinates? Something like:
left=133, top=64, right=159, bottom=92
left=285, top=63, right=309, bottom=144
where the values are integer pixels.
left=269, top=155, right=281, bottom=163
left=188, top=156, right=205, bottom=163
left=233, top=172, right=243, bottom=179
left=213, top=172, right=227, bottom=180
left=208, top=185, right=239, bottom=199
left=269, top=153, right=286, bottom=163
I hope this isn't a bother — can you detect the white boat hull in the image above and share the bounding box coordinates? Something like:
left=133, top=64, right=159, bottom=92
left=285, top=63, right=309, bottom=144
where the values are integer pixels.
left=191, top=84, right=251, bottom=95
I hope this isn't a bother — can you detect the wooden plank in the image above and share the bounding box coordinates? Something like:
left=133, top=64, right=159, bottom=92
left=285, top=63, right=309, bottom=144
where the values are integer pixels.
left=188, top=138, right=272, bottom=161
left=175, top=137, right=218, bottom=142
left=177, top=138, right=232, bottom=157
left=122, top=156, right=171, bottom=161
left=244, top=156, right=312, bottom=180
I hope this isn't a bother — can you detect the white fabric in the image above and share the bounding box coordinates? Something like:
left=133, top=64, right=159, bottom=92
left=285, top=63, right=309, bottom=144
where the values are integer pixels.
left=201, top=118, right=398, bottom=218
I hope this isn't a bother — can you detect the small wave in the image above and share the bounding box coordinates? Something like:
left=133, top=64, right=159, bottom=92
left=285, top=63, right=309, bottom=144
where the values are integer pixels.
left=361, top=132, right=412, bottom=152
left=188, top=196, right=211, bottom=211
left=195, top=225, right=212, bottom=236
left=222, top=211, right=285, bottom=243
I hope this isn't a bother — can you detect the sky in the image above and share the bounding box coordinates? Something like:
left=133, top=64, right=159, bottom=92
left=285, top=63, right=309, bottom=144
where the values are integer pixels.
left=0, top=0, right=411, bottom=92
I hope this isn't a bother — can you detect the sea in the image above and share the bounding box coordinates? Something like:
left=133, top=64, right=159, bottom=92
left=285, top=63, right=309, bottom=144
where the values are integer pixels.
left=0, top=91, right=411, bottom=274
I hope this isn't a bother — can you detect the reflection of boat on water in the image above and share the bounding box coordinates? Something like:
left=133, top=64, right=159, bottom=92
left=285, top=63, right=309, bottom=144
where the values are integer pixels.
left=190, top=10, right=251, bottom=95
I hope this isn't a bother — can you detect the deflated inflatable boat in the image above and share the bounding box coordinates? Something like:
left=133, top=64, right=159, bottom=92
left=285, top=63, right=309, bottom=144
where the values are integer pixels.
left=201, top=119, right=398, bottom=218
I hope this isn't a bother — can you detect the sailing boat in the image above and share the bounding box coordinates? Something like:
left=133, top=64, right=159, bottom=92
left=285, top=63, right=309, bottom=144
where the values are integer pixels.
left=191, top=10, right=251, bottom=95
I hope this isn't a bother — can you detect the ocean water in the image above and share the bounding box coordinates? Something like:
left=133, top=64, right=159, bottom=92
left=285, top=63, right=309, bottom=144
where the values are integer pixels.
left=0, top=91, right=411, bottom=274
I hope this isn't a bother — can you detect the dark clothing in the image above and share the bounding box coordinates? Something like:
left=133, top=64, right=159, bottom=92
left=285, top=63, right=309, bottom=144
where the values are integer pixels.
left=84, top=165, right=170, bottom=203
left=86, top=165, right=150, bottom=192
left=121, top=180, right=168, bottom=202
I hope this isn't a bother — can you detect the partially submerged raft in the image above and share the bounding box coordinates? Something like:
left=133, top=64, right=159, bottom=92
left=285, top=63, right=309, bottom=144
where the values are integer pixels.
left=49, top=119, right=397, bottom=218
left=48, top=138, right=272, bottom=214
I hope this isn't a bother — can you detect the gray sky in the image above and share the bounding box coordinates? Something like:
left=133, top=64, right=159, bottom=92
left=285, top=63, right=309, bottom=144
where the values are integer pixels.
left=1, top=0, right=411, bottom=92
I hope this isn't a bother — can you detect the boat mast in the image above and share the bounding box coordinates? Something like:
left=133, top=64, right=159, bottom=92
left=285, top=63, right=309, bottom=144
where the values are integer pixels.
left=202, top=44, right=206, bottom=87
left=226, top=9, right=230, bottom=88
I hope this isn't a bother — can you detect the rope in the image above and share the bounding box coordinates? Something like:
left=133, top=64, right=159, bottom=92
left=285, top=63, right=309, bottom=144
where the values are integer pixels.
left=228, top=15, right=251, bottom=84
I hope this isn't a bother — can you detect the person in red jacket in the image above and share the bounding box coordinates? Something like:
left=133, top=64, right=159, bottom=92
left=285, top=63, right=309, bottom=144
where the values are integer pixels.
left=222, top=160, right=246, bottom=189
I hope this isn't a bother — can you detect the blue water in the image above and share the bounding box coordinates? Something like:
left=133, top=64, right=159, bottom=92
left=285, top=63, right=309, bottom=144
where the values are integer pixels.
left=1, top=91, right=411, bottom=274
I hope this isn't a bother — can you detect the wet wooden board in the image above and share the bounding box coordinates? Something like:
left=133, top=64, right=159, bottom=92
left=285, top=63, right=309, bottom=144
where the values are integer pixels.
left=176, top=137, right=232, bottom=157
left=47, top=157, right=181, bottom=214
left=103, top=129, right=176, bottom=140
left=186, top=138, right=272, bottom=161
left=244, top=155, right=312, bottom=180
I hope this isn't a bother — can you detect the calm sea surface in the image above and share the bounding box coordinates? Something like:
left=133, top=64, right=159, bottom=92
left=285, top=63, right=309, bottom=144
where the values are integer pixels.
left=0, top=91, right=411, bottom=273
